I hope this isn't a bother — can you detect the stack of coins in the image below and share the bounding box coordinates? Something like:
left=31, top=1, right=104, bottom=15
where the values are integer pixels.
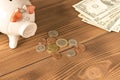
left=36, top=38, right=46, bottom=52
left=47, top=43, right=59, bottom=53
left=47, top=30, right=59, bottom=54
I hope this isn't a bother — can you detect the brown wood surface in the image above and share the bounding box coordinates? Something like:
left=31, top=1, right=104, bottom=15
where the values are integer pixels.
left=0, top=0, right=120, bottom=80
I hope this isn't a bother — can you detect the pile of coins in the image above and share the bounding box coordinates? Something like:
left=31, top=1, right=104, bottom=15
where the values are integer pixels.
left=36, top=30, right=85, bottom=59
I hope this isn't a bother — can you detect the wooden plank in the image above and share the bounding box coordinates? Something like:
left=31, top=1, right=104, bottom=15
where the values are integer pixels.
left=0, top=19, right=106, bottom=77
left=0, top=0, right=107, bottom=78
left=1, top=32, right=120, bottom=80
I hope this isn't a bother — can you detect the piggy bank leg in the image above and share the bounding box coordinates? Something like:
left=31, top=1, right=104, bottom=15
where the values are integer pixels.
left=8, top=35, right=19, bottom=49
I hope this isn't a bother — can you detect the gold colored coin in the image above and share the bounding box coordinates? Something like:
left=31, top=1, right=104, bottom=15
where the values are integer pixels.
left=47, top=44, right=59, bottom=53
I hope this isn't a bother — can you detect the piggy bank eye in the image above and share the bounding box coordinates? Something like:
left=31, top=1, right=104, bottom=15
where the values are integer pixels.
left=9, top=0, right=12, bottom=1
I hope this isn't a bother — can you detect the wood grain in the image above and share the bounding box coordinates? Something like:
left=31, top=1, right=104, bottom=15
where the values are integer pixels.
left=0, top=0, right=120, bottom=80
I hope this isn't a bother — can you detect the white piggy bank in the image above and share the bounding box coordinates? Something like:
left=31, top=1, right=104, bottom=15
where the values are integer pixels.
left=0, top=0, right=37, bottom=48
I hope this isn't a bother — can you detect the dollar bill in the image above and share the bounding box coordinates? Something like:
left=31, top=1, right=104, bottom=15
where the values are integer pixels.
left=101, top=0, right=120, bottom=5
left=100, top=12, right=120, bottom=32
left=77, top=7, right=120, bottom=31
left=83, top=19, right=112, bottom=31
left=95, top=10, right=120, bottom=31
left=81, top=14, right=120, bottom=32
left=78, top=14, right=111, bottom=31
left=94, top=5, right=120, bottom=21
left=73, top=0, right=120, bottom=32
left=73, top=0, right=120, bottom=20
left=101, top=0, right=116, bottom=5
left=97, top=9, right=120, bottom=25
left=109, top=17, right=120, bottom=32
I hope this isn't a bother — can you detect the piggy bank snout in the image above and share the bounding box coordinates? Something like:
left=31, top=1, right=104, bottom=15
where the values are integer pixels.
left=19, top=22, right=37, bottom=38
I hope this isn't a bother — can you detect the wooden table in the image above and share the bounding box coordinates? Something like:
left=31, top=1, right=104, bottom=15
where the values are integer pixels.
left=0, top=0, right=120, bottom=80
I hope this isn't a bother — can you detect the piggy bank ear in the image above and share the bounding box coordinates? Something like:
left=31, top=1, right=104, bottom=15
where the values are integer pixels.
left=23, top=5, right=36, bottom=14
left=10, top=8, right=22, bottom=22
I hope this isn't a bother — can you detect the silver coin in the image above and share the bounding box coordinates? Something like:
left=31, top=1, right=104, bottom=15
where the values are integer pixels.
left=66, top=49, right=76, bottom=57
left=48, top=30, right=59, bottom=37
left=36, top=44, right=46, bottom=52
left=68, top=39, right=78, bottom=47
